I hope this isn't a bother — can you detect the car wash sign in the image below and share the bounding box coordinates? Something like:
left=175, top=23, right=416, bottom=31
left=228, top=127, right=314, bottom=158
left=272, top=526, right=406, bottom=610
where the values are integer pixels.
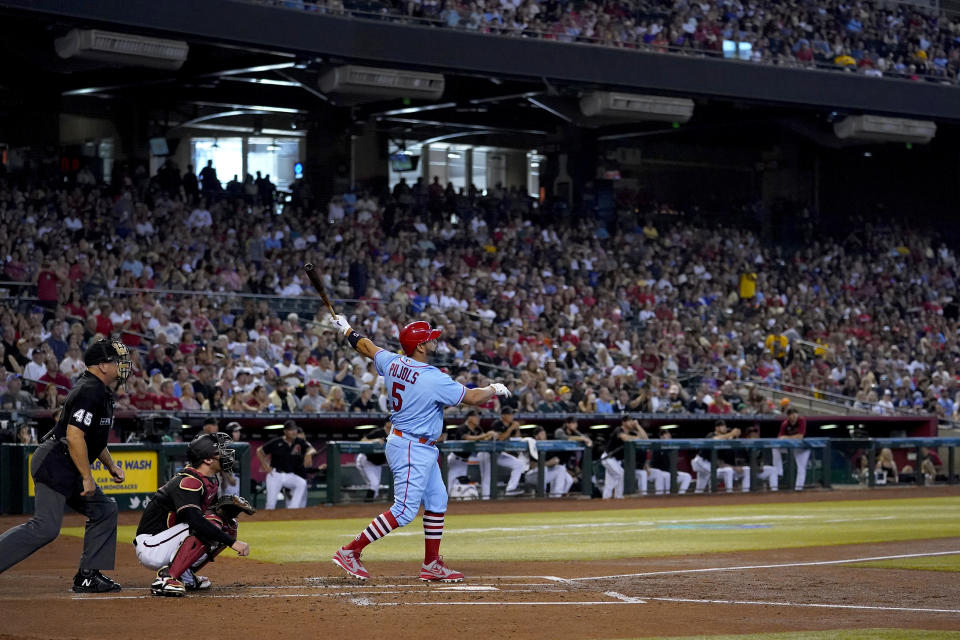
left=28, top=450, right=159, bottom=497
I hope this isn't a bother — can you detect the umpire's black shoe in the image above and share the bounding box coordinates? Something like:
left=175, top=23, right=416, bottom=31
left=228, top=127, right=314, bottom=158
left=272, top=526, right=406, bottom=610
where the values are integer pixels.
left=72, top=569, right=122, bottom=593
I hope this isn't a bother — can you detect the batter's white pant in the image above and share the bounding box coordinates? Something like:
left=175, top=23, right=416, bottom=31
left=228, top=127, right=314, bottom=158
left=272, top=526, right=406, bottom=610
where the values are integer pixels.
left=692, top=456, right=747, bottom=492
left=134, top=523, right=190, bottom=570
left=649, top=468, right=692, bottom=494
left=772, top=448, right=811, bottom=490
left=265, top=470, right=307, bottom=509
left=355, top=453, right=384, bottom=498
left=498, top=452, right=527, bottom=493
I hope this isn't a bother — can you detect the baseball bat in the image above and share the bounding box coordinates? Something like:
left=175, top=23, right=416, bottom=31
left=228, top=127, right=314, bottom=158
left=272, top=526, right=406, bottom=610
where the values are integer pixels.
left=303, top=263, right=338, bottom=320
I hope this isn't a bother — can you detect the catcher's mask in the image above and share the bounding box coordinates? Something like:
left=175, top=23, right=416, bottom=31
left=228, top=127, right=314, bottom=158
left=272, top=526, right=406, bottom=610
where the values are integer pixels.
left=187, top=432, right=237, bottom=472
left=84, top=339, right=132, bottom=386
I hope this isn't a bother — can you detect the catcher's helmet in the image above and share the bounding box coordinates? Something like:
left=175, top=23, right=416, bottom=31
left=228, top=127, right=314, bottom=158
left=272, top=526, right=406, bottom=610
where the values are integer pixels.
left=84, top=338, right=132, bottom=384
left=187, top=432, right=236, bottom=472
left=398, top=321, right=442, bottom=356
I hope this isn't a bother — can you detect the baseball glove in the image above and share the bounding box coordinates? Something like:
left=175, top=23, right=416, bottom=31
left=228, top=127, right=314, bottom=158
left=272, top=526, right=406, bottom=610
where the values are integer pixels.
left=213, top=495, right=256, bottom=520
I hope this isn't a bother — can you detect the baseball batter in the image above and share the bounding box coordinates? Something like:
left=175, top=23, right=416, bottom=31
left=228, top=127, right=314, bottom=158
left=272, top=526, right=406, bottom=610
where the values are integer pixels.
left=134, top=433, right=252, bottom=596
left=329, top=318, right=511, bottom=582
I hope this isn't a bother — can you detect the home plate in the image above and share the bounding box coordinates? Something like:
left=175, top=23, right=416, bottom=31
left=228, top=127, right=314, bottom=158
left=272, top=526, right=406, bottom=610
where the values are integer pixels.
left=435, top=585, right=499, bottom=591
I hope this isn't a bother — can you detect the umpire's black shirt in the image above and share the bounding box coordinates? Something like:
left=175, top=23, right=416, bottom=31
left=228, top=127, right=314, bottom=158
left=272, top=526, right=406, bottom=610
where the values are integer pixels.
left=262, top=436, right=310, bottom=473
left=33, top=371, right=115, bottom=495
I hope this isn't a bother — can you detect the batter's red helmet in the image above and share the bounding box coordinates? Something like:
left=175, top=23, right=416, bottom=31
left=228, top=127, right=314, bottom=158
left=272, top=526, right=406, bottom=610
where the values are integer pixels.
left=399, top=321, right=442, bottom=356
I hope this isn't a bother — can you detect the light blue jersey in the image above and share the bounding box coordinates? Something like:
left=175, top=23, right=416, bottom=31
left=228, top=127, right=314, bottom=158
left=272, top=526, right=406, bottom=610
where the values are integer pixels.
left=374, top=350, right=465, bottom=440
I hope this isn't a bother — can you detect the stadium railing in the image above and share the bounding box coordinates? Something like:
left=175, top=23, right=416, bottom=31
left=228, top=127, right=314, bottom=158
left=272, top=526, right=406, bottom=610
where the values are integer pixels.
left=237, top=0, right=960, bottom=86
left=322, top=437, right=960, bottom=505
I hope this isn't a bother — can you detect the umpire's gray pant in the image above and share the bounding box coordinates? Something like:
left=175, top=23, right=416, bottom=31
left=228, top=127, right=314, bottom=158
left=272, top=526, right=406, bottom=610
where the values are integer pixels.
left=0, top=481, right=118, bottom=574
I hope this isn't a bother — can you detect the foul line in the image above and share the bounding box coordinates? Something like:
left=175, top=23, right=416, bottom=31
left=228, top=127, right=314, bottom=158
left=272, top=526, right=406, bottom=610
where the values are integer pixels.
left=571, top=549, right=960, bottom=581
left=357, top=600, right=642, bottom=606
left=648, top=596, right=960, bottom=615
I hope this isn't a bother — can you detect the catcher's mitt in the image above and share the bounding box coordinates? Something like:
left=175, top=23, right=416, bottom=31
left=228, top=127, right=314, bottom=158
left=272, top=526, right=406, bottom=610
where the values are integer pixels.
left=213, top=495, right=256, bottom=520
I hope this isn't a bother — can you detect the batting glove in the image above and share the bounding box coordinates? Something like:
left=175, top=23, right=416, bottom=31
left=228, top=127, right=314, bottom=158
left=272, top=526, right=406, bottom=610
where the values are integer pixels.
left=490, top=382, right=511, bottom=397
left=329, top=314, right=351, bottom=335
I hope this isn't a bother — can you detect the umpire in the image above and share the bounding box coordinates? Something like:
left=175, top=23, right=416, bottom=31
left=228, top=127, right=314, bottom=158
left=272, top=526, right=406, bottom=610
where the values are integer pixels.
left=0, top=339, right=131, bottom=592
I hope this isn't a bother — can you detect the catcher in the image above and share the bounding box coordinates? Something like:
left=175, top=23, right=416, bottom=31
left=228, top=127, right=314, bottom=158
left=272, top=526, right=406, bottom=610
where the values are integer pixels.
left=134, top=433, right=254, bottom=596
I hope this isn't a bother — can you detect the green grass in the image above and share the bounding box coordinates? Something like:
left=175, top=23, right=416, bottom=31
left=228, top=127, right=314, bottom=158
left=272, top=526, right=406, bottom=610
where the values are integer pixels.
left=852, top=553, right=960, bottom=572
left=63, top=496, right=960, bottom=564
left=627, top=632, right=960, bottom=640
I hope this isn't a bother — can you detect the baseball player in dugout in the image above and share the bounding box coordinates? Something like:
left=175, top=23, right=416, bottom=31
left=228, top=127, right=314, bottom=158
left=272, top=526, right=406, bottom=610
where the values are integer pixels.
left=327, top=315, right=511, bottom=582
left=257, top=419, right=316, bottom=509
left=447, top=409, right=495, bottom=499
left=355, top=420, right=389, bottom=501
left=0, top=339, right=130, bottom=592
left=134, top=433, right=254, bottom=597
left=489, top=406, right=529, bottom=496
left=774, top=407, right=810, bottom=491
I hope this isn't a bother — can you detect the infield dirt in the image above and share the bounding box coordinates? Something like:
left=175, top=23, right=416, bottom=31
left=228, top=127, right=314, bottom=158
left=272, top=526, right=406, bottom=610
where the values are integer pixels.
left=1, top=486, right=958, bottom=640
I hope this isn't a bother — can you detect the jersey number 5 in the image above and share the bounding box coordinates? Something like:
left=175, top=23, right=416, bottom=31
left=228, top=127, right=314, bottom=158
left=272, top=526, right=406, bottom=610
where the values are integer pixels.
left=391, top=382, right=405, bottom=411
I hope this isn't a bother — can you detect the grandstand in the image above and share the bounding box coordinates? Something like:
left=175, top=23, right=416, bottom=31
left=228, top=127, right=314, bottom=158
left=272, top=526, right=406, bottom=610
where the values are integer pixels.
left=1, top=0, right=960, bottom=635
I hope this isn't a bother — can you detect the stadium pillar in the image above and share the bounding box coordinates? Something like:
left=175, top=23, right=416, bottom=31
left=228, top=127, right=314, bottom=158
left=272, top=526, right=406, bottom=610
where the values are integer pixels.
left=541, top=125, right=597, bottom=216
left=305, top=114, right=351, bottom=205
left=351, top=121, right=388, bottom=195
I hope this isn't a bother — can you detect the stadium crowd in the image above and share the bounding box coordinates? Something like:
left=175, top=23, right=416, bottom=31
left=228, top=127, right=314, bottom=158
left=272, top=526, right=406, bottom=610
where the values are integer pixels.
left=257, top=0, right=960, bottom=83
left=1, top=159, right=959, bottom=427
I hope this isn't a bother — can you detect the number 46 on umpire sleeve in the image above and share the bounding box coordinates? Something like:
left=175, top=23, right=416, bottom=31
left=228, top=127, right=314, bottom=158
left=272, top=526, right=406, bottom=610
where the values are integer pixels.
left=391, top=382, right=405, bottom=411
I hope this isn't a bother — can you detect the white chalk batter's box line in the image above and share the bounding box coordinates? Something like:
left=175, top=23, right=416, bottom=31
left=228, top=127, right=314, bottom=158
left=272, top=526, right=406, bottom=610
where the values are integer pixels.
left=60, top=549, right=960, bottom=613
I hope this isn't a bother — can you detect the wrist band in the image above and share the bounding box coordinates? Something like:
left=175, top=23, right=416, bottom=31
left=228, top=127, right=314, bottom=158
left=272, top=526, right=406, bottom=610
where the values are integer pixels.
left=347, top=330, right=365, bottom=349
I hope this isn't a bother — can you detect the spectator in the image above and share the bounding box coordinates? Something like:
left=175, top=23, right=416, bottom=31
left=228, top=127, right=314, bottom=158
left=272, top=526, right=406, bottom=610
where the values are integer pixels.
left=323, top=385, right=348, bottom=412
left=300, top=380, right=325, bottom=413
left=268, top=379, right=299, bottom=412
left=157, top=380, right=182, bottom=411
left=23, top=348, right=48, bottom=386
left=350, top=386, right=379, bottom=412
left=35, top=358, right=71, bottom=400
left=179, top=384, right=202, bottom=410
left=2, top=374, right=32, bottom=410
left=874, top=447, right=899, bottom=484
left=201, top=386, right=225, bottom=411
